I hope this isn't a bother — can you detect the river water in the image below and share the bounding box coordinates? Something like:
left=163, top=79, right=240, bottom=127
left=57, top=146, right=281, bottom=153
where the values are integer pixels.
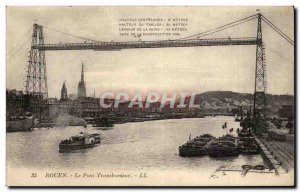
left=7, top=116, right=264, bottom=173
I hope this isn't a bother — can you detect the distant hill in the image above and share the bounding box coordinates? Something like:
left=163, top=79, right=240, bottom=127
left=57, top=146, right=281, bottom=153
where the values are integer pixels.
left=187, top=91, right=294, bottom=114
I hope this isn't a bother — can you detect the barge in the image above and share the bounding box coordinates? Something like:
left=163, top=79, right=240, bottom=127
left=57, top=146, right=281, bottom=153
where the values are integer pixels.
left=208, top=134, right=239, bottom=157
left=179, top=134, right=215, bottom=157
left=92, top=117, right=114, bottom=129
left=237, top=127, right=260, bottom=154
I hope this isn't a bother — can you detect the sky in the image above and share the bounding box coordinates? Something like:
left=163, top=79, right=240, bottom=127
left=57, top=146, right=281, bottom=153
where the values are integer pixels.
left=6, top=6, right=294, bottom=98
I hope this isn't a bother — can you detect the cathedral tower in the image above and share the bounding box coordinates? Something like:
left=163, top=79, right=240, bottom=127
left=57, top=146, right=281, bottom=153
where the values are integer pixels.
left=77, top=62, right=86, bottom=98
left=60, top=81, right=68, bottom=100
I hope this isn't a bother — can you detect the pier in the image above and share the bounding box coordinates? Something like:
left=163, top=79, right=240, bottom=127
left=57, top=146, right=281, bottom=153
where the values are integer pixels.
left=253, top=133, right=294, bottom=174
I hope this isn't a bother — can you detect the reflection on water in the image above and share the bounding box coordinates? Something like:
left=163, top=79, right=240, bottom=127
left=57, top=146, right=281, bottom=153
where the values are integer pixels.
left=7, top=116, right=264, bottom=171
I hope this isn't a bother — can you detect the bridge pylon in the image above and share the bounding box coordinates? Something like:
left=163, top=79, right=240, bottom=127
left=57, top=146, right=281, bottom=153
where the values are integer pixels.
left=25, top=23, right=48, bottom=98
left=253, top=13, right=267, bottom=135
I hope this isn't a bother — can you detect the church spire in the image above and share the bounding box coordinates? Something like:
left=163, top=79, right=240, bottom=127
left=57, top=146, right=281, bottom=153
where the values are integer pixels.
left=81, top=62, right=84, bottom=82
left=61, top=81, right=68, bottom=100
left=78, top=62, right=86, bottom=98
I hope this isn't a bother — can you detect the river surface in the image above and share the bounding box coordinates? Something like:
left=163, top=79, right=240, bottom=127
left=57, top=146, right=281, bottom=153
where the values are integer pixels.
left=7, top=116, right=264, bottom=172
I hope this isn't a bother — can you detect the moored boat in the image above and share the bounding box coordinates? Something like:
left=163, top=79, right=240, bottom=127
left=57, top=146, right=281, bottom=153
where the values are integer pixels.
left=179, top=134, right=216, bottom=157
left=6, top=114, right=34, bottom=132
left=237, top=127, right=260, bottom=154
left=92, top=117, right=114, bottom=128
left=235, top=117, right=242, bottom=122
left=238, top=137, right=260, bottom=154
left=208, top=134, right=239, bottom=157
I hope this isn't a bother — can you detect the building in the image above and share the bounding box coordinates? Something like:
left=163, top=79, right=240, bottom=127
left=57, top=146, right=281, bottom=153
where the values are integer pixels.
left=69, top=93, right=77, bottom=101
left=6, top=89, right=26, bottom=118
left=279, top=105, right=294, bottom=120
left=60, top=81, right=68, bottom=100
left=6, top=89, right=45, bottom=118
left=78, top=97, right=101, bottom=117
left=77, top=63, right=86, bottom=98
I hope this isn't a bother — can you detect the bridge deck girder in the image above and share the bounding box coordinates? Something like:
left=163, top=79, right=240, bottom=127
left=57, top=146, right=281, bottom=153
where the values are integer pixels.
left=33, top=37, right=258, bottom=51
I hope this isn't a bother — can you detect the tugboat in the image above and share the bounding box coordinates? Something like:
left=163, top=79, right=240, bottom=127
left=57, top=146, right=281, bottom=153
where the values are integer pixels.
left=179, top=134, right=216, bottom=157
left=59, top=132, right=101, bottom=153
left=92, top=117, right=114, bottom=129
left=208, top=134, right=239, bottom=157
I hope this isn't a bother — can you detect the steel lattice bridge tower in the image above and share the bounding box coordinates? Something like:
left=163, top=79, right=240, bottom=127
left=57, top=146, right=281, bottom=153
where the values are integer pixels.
left=26, top=23, right=47, bottom=98
left=253, top=14, right=266, bottom=135
left=25, top=13, right=293, bottom=135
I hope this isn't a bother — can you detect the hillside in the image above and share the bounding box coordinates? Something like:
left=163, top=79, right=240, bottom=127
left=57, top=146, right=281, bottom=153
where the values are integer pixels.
left=189, top=91, right=294, bottom=114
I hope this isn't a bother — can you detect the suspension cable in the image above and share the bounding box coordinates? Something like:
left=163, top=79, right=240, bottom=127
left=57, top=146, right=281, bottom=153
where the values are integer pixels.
left=193, top=17, right=257, bottom=39
left=261, top=16, right=294, bottom=46
left=8, top=26, right=32, bottom=55
left=176, top=14, right=259, bottom=40
left=264, top=42, right=294, bottom=64
left=43, top=26, right=103, bottom=42
left=7, top=33, right=32, bottom=59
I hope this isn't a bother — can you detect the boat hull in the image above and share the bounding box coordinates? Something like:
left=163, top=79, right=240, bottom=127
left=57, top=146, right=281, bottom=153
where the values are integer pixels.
left=179, top=147, right=207, bottom=157
left=178, top=134, right=215, bottom=157
left=6, top=118, right=33, bottom=132
left=59, top=143, right=96, bottom=153
left=208, top=147, right=239, bottom=157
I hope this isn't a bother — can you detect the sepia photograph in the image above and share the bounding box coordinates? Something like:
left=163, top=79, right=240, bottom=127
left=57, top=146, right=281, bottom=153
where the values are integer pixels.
left=5, top=6, right=295, bottom=187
